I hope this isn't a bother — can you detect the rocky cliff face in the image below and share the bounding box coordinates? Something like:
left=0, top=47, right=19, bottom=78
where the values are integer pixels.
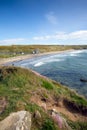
left=0, top=111, right=31, bottom=130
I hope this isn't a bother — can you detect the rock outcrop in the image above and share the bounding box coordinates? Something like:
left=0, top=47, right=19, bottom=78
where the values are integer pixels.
left=0, top=111, right=31, bottom=130
left=80, top=78, right=87, bottom=82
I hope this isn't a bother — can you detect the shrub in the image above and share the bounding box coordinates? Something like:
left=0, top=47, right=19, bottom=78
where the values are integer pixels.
left=41, top=118, right=57, bottom=130
left=68, top=120, right=87, bottom=130
left=42, top=80, right=53, bottom=90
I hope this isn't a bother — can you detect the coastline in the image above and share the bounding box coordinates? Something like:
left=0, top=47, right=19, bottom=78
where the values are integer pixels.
left=0, top=49, right=87, bottom=98
left=0, top=49, right=74, bottom=65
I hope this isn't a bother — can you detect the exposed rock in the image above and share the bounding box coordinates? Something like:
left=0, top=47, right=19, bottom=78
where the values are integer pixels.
left=80, top=78, right=87, bottom=82
left=0, top=111, right=31, bottom=130
left=33, top=110, right=42, bottom=126
left=0, top=97, right=7, bottom=114
left=63, top=99, right=87, bottom=116
left=40, top=103, right=47, bottom=111
left=33, top=110, right=41, bottom=119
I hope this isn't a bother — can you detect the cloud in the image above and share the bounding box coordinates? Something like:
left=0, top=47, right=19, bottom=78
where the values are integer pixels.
left=0, top=30, right=87, bottom=45
left=33, top=36, right=45, bottom=40
left=0, top=38, right=26, bottom=45
left=69, top=30, right=87, bottom=40
left=33, top=30, right=87, bottom=41
left=45, top=12, right=58, bottom=25
left=32, top=30, right=87, bottom=45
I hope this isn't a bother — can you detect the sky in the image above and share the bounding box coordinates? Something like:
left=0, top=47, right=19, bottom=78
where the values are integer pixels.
left=0, top=0, right=87, bottom=45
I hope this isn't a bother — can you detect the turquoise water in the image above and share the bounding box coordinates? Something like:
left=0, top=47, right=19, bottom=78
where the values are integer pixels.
left=10, top=50, right=87, bottom=98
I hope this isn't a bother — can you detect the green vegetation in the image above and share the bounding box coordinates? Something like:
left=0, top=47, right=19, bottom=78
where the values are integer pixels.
left=42, top=80, right=54, bottom=90
left=69, top=91, right=87, bottom=106
left=0, top=45, right=87, bottom=58
left=68, top=120, right=87, bottom=130
left=0, top=66, right=87, bottom=130
left=41, top=118, right=57, bottom=130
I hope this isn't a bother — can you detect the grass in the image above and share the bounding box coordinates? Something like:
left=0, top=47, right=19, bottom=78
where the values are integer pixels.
left=41, top=118, right=57, bottom=130
left=69, top=91, right=87, bottom=106
left=42, top=80, right=54, bottom=90
left=0, top=66, right=87, bottom=130
left=68, top=120, right=87, bottom=130
left=0, top=45, right=87, bottom=58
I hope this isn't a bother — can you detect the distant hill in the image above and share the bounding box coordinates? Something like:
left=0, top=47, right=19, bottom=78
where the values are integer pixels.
left=0, top=66, right=87, bottom=130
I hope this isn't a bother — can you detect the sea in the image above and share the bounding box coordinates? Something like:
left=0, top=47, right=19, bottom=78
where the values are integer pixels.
left=9, top=50, right=87, bottom=98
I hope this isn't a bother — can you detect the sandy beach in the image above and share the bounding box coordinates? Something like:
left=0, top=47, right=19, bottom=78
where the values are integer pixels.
left=0, top=49, right=74, bottom=66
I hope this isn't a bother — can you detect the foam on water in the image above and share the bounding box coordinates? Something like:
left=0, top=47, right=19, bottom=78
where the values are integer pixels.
left=45, top=58, right=64, bottom=63
left=72, top=50, right=85, bottom=53
left=69, top=53, right=78, bottom=56
left=32, top=55, right=65, bottom=67
left=7, top=49, right=87, bottom=97
left=36, top=58, right=64, bottom=65
left=66, top=50, right=86, bottom=57
left=34, top=62, right=45, bottom=67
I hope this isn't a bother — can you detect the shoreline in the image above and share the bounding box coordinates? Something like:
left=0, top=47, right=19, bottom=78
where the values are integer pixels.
left=0, top=49, right=75, bottom=65
left=0, top=49, right=87, bottom=99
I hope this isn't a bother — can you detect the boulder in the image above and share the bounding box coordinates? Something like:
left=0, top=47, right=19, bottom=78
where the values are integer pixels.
left=80, top=78, right=87, bottom=82
left=0, top=111, right=31, bottom=130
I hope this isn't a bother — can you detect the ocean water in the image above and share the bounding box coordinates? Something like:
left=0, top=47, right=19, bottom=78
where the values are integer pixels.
left=9, top=50, right=87, bottom=98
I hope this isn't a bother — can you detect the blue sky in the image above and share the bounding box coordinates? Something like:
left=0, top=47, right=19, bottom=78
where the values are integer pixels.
left=0, top=0, right=87, bottom=45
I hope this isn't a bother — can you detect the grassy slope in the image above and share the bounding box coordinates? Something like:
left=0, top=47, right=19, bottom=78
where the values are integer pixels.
left=0, top=66, right=87, bottom=130
left=0, top=45, right=87, bottom=58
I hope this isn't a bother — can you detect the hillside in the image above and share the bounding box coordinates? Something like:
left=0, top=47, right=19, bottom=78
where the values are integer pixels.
left=0, top=66, right=87, bottom=130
